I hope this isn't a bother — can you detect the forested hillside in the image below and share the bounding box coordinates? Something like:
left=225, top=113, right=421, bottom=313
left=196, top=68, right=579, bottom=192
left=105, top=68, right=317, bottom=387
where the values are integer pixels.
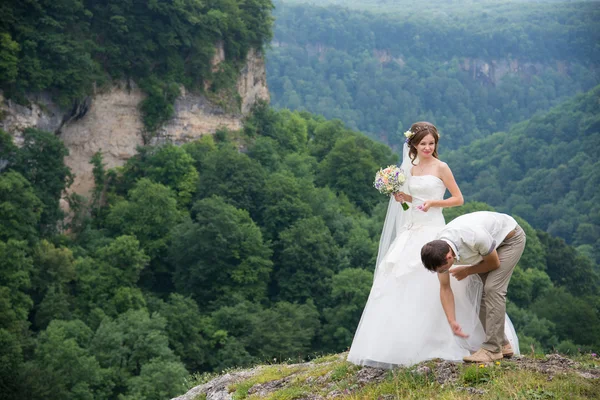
left=446, top=86, right=600, bottom=263
left=1, top=1, right=599, bottom=399
left=2, top=100, right=599, bottom=398
left=0, top=0, right=273, bottom=131
left=280, top=0, right=600, bottom=15
left=267, top=1, right=599, bottom=149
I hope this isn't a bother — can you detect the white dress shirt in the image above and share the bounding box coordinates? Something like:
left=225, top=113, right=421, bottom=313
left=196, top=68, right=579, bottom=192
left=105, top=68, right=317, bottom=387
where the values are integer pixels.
left=437, top=211, right=518, bottom=266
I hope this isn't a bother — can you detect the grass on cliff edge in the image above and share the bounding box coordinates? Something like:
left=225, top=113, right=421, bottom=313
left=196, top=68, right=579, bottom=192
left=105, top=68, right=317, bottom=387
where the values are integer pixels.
left=190, top=353, right=600, bottom=400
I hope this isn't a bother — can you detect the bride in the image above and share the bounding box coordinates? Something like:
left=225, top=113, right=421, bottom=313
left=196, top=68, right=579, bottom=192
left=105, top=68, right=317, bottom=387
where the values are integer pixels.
left=347, top=122, right=519, bottom=368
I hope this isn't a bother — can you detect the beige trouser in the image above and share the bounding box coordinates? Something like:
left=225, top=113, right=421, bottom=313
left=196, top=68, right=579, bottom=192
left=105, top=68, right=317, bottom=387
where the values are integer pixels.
left=478, top=225, right=526, bottom=353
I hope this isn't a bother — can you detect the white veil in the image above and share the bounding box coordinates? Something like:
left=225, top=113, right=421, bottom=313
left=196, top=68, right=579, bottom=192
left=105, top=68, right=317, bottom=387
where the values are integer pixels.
left=374, top=142, right=414, bottom=278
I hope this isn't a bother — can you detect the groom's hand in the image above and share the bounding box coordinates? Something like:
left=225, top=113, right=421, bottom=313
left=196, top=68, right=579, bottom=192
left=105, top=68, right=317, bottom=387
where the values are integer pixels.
left=450, top=321, right=469, bottom=338
left=450, top=265, right=470, bottom=281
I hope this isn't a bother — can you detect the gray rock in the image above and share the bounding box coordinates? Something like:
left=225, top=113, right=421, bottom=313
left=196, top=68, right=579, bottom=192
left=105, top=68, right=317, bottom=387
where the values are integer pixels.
left=457, top=386, right=487, bottom=395
left=247, top=375, right=294, bottom=397
left=413, top=365, right=432, bottom=376
left=296, top=395, right=326, bottom=400
left=171, top=370, right=256, bottom=400
left=355, top=366, right=387, bottom=384
left=434, top=360, right=461, bottom=385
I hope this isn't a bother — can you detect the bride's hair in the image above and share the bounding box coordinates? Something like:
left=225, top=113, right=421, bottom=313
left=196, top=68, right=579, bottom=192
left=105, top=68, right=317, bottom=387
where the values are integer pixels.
left=421, top=240, right=451, bottom=272
left=407, top=122, right=440, bottom=164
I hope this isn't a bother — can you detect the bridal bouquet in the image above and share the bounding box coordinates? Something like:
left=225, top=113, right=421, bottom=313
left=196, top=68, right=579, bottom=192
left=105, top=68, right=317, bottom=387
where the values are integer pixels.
left=373, top=165, right=409, bottom=210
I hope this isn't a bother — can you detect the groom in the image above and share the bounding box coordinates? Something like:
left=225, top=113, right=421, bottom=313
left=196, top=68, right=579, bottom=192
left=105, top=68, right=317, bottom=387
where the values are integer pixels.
left=420, top=211, right=526, bottom=362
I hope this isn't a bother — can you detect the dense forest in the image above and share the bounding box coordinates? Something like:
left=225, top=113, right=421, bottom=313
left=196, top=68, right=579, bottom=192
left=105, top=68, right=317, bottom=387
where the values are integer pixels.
left=1, top=97, right=599, bottom=398
left=1, top=0, right=599, bottom=399
left=446, top=86, right=600, bottom=263
left=0, top=0, right=274, bottom=132
left=280, top=0, right=600, bottom=15
left=268, top=1, right=600, bottom=150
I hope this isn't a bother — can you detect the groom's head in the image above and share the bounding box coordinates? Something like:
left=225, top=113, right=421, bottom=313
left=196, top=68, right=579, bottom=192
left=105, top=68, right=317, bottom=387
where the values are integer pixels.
left=421, top=240, right=455, bottom=273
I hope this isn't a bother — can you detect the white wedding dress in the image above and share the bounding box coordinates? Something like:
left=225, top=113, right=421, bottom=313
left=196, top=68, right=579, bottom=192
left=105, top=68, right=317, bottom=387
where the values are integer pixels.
left=347, top=172, right=519, bottom=368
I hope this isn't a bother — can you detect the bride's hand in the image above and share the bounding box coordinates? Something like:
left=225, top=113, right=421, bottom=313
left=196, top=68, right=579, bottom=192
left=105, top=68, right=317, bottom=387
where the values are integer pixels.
left=450, top=321, right=469, bottom=338
left=450, top=265, right=470, bottom=281
left=419, top=201, right=433, bottom=212
left=393, top=192, right=407, bottom=203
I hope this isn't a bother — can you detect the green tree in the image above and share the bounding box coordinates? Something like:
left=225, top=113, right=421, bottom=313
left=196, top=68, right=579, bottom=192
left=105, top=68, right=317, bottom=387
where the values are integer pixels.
left=74, top=236, right=149, bottom=318
left=90, top=309, right=185, bottom=398
left=13, top=129, right=72, bottom=234
left=280, top=152, right=318, bottom=181
left=308, top=119, right=347, bottom=162
left=259, top=172, right=313, bottom=240
left=30, top=319, right=110, bottom=400
left=273, top=217, right=339, bottom=305
left=210, top=300, right=320, bottom=364
left=120, top=359, right=188, bottom=400
left=0, top=172, right=42, bottom=243
left=508, top=266, right=553, bottom=308
left=321, top=268, right=373, bottom=351
left=30, top=241, right=76, bottom=329
left=532, top=287, right=600, bottom=347
left=196, top=144, right=267, bottom=220
left=339, top=223, right=378, bottom=270
left=171, top=196, right=272, bottom=305
left=0, top=33, right=19, bottom=84
left=128, top=145, right=198, bottom=206
left=118, top=144, right=199, bottom=207
left=514, top=217, right=546, bottom=271
left=0, top=328, right=24, bottom=400
left=317, top=134, right=396, bottom=212
left=182, top=135, right=217, bottom=173
left=0, top=240, right=33, bottom=335
left=248, top=136, right=282, bottom=172
left=538, top=230, right=599, bottom=295
left=273, top=109, right=309, bottom=154
left=151, top=294, right=211, bottom=372
left=507, top=303, right=559, bottom=353
left=106, top=178, right=181, bottom=260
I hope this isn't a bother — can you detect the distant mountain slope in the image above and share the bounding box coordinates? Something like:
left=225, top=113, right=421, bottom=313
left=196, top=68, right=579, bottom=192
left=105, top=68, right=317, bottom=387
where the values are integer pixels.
left=278, top=0, right=600, bottom=18
left=445, top=85, right=600, bottom=260
left=267, top=1, right=600, bottom=150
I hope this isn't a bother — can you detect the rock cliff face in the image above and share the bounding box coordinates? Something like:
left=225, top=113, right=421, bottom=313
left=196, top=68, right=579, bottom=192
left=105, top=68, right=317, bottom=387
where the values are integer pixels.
left=0, top=47, right=269, bottom=198
left=276, top=41, right=573, bottom=86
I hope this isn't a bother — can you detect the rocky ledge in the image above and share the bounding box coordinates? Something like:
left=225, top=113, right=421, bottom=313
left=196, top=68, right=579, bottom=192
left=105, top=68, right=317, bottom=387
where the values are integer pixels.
left=173, top=353, right=599, bottom=400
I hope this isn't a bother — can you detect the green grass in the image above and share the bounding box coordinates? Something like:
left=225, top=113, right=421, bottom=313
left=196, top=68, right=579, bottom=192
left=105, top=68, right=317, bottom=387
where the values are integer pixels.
left=229, top=365, right=304, bottom=400
left=193, top=354, right=600, bottom=400
left=310, top=354, right=343, bottom=364
left=251, top=386, right=311, bottom=400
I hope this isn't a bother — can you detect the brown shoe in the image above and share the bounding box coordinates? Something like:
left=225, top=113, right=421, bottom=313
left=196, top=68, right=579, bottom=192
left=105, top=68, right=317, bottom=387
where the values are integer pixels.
left=463, top=348, right=503, bottom=363
left=502, top=343, right=514, bottom=358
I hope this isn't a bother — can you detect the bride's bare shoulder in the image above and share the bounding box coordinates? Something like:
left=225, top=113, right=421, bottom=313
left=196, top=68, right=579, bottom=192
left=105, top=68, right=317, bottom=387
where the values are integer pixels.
left=435, top=160, right=451, bottom=171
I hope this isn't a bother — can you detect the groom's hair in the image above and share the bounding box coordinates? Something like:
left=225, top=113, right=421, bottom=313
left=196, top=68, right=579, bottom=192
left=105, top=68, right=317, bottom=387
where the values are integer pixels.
left=421, top=240, right=451, bottom=272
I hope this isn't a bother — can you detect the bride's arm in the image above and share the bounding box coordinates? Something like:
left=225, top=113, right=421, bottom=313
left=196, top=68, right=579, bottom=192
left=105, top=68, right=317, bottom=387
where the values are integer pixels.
left=438, top=272, right=469, bottom=338
left=424, top=162, right=464, bottom=210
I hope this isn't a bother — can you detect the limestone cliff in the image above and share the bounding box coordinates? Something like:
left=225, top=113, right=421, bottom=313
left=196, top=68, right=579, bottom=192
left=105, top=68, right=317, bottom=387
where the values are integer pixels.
left=0, top=47, right=269, bottom=198
left=276, top=41, right=573, bottom=86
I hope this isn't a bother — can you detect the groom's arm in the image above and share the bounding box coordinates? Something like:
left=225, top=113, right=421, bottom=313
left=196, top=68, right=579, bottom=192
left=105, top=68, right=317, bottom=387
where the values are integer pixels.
left=450, top=250, right=501, bottom=281
left=438, top=273, right=469, bottom=338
